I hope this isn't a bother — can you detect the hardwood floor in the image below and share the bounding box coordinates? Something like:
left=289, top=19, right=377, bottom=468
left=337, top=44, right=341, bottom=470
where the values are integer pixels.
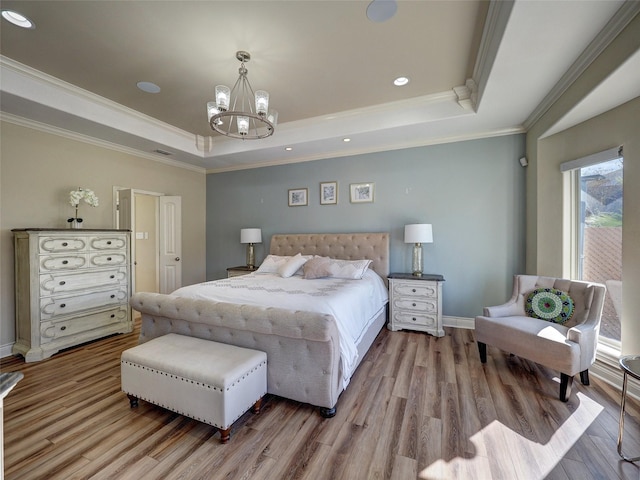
left=3, top=323, right=640, bottom=479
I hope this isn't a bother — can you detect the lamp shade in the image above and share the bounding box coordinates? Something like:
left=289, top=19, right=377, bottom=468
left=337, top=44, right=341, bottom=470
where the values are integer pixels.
left=240, top=228, right=262, bottom=244
left=404, top=224, right=433, bottom=244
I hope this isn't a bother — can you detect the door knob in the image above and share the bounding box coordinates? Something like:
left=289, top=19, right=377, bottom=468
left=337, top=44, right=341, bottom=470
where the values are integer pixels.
left=175, top=257, right=181, bottom=261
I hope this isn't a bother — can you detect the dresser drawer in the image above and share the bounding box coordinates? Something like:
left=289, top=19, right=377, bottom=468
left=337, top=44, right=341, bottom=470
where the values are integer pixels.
left=39, top=236, right=87, bottom=253
left=40, top=286, right=129, bottom=320
left=90, top=236, right=127, bottom=251
left=392, top=281, right=438, bottom=298
left=392, top=297, right=437, bottom=313
left=40, top=306, right=129, bottom=343
left=40, top=254, right=88, bottom=272
left=40, top=266, right=128, bottom=295
left=89, top=251, right=128, bottom=267
left=392, top=311, right=438, bottom=327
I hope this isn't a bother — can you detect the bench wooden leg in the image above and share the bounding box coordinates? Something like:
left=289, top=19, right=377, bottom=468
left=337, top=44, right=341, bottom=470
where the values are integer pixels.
left=127, top=394, right=139, bottom=408
left=219, top=427, right=231, bottom=444
left=252, top=397, right=263, bottom=414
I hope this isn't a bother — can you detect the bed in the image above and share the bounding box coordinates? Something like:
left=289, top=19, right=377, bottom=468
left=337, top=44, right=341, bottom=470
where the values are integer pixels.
left=129, top=232, right=390, bottom=417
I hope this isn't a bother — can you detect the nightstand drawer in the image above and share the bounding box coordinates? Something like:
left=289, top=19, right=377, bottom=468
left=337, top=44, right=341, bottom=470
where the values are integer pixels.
left=392, top=297, right=437, bottom=313
left=392, top=312, right=437, bottom=328
left=392, top=281, right=438, bottom=298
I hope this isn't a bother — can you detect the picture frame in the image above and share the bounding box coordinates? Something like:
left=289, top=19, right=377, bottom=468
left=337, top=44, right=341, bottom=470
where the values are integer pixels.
left=320, top=181, right=338, bottom=205
left=350, top=182, right=375, bottom=203
left=288, top=188, right=308, bottom=207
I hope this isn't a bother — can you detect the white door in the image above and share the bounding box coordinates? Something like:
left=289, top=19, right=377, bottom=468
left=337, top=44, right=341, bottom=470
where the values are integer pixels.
left=159, top=196, right=182, bottom=293
left=118, top=189, right=136, bottom=294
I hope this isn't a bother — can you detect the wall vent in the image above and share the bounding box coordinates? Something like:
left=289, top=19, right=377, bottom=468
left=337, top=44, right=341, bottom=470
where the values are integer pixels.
left=153, top=149, right=172, bottom=156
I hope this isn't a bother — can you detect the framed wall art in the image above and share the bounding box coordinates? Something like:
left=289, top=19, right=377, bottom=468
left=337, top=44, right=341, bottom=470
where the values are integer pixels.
left=288, top=188, right=308, bottom=207
left=320, top=181, right=338, bottom=205
left=349, top=182, right=374, bottom=203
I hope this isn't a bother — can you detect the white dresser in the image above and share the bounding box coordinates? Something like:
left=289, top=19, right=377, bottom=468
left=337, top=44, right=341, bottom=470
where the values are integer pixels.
left=12, top=229, right=132, bottom=362
left=387, top=273, right=445, bottom=337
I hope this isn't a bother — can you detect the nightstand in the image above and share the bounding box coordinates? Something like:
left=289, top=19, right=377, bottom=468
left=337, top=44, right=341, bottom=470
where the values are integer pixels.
left=387, top=273, right=445, bottom=337
left=226, top=266, right=257, bottom=278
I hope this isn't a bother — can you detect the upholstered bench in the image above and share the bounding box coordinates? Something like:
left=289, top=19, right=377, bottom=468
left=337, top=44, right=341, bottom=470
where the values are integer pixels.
left=121, top=333, right=267, bottom=443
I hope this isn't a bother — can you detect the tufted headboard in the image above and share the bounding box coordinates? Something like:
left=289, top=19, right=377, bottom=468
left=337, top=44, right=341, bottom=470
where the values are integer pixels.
left=269, top=232, right=389, bottom=283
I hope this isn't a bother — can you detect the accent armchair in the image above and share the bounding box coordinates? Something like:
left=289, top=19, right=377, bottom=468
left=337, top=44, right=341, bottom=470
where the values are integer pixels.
left=475, top=275, right=606, bottom=402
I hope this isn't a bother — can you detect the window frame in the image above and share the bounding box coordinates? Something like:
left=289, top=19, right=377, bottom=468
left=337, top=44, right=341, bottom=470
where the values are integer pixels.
left=561, top=147, right=623, bottom=352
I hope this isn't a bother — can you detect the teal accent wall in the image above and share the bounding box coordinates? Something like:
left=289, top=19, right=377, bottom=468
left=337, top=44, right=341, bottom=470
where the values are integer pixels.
left=206, top=134, right=526, bottom=318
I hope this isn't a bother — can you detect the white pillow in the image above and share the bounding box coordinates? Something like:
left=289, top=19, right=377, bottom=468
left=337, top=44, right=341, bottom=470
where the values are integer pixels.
left=277, top=253, right=309, bottom=278
left=255, top=255, right=290, bottom=274
left=326, top=258, right=372, bottom=280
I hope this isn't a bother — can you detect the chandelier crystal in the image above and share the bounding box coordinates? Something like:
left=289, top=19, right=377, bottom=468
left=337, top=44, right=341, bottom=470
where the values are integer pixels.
left=206, top=51, right=277, bottom=139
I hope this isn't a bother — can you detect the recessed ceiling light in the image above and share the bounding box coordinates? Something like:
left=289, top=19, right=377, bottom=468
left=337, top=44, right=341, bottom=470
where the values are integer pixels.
left=366, top=0, right=397, bottom=23
left=285, top=147, right=293, bottom=151
left=343, top=138, right=351, bottom=142
left=2, top=10, right=35, bottom=29
left=394, top=77, right=409, bottom=87
left=137, top=81, right=161, bottom=94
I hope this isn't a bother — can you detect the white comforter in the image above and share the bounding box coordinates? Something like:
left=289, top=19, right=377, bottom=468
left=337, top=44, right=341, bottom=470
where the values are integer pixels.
left=171, top=269, right=389, bottom=383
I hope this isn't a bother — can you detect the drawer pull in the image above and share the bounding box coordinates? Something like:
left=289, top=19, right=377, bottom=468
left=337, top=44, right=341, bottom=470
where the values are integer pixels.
left=62, top=260, right=69, bottom=265
left=412, top=303, right=416, bottom=307
left=62, top=242, right=68, bottom=247
left=412, top=288, right=416, bottom=293
left=110, top=275, right=115, bottom=279
left=60, top=303, right=66, bottom=308
left=107, top=241, right=112, bottom=245
left=110, top=314, right=116, bottom=318
left=107, top=257, right=112, bottom=261
left=110, top=294, right=116, bottom=299
left=60, top=326, right=67, bottom=331
left=59, top=281, right=66, bottom=285
left=412, top=317, right=417, bottom=321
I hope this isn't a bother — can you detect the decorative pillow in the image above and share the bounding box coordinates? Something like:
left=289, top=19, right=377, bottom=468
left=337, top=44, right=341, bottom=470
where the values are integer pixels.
left=255, top=255, right=290, bottom=274
left=277, top=253, right=309, bottom=278
left=525, top=288, right=574, bottom=324
left=326, top=258, right=372, bottom=280
left=303, top=256, right=335, bottom=279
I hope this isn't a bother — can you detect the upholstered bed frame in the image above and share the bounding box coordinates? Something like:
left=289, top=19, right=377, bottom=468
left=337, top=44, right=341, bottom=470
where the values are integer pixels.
left=129, top=232, right=389, bottom=417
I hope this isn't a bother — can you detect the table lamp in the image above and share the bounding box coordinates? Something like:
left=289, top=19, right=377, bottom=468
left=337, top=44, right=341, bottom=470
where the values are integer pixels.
left=404, top=224, right=433, bottom=276
left=240, top=228, right=262, bottom=268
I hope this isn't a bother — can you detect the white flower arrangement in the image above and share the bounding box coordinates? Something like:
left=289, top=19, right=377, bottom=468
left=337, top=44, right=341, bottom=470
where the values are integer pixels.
left=69, top=187, right=99, bottom=207
left=68, top=187, right=99, bottom=227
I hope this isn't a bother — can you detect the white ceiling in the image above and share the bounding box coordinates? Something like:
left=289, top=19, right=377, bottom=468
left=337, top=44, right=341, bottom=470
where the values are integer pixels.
left=1, top=1, right=638, bottom=173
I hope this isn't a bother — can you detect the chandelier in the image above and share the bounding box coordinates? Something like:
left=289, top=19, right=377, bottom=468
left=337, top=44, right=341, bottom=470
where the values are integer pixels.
left=206, top=51, right=278, bottom=139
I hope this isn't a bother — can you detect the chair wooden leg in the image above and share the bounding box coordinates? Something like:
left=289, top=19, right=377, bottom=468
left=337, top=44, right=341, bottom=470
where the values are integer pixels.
left=580, top=370, right=590, bottom=385
left=478, top=342, right=487, bottom=363
left=560, top=373, right=573, bottom=402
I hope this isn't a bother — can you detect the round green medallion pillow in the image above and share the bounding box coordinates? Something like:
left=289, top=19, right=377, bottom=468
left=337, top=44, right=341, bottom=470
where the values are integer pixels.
left=525, top=288, right=574, bottom=324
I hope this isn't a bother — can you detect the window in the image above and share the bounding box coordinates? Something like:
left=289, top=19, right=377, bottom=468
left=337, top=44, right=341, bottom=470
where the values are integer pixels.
left=563, top=148, right=623, bottom=344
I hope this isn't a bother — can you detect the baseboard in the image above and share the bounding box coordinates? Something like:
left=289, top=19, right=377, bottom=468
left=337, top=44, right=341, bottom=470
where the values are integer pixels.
left=592, top=344, right=640, bottom=401
left=443, top=315, right=475, bottom=329
left=1, top=342, right=15, bottom=359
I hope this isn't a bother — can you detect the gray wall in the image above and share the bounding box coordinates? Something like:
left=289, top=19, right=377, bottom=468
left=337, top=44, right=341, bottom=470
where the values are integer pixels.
left=206, top=134, right=526, bottom=318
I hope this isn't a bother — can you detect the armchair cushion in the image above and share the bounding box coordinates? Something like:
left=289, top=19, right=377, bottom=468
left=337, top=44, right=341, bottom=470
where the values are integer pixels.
left=525, top=288, right=574, bottom=324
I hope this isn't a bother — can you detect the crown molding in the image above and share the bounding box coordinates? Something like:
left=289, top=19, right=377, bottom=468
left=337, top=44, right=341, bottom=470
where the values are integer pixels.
left=471, top=0, right=515, bottom=110
left=0, top=112, right=206, bottom=174
left=523, top=1, right=640, bottom=130
left=0, top=55, right=194, bottom=142
left=453, top=79, right=478, bottom=111
left=205, top=126, right=525, bottom=174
